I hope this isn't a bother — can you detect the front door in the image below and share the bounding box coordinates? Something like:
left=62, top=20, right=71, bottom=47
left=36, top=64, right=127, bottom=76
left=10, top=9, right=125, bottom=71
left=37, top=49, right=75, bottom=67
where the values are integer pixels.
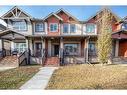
left=54, top=45, right=59, bottom=56
left=35, top=43, right=42, bottom=57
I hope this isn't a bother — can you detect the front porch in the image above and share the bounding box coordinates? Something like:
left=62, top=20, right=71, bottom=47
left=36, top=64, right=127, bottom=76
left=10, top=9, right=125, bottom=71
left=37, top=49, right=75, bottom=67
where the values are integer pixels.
left=0, top=29, right=98, bottom=66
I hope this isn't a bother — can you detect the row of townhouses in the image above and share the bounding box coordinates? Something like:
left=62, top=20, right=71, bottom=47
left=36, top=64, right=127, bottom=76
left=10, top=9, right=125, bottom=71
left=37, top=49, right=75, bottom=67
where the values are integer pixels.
left=0, top=6, right=127, bottom=66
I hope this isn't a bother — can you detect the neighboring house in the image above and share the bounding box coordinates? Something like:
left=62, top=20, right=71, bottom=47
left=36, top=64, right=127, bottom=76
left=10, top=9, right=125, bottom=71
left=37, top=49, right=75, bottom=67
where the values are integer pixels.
left=0, top=6, right=126, bottom=66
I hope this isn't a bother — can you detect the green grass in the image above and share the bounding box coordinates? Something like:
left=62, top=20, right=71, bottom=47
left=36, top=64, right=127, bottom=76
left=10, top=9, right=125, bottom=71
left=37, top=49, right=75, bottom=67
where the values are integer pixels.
left=0, top=65, right=41, bottom=89
left=46, top=64, right=127, bottom=89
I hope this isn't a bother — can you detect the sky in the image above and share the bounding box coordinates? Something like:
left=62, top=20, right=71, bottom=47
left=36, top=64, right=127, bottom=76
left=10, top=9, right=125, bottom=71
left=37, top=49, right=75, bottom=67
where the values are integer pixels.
left=1, top=6, right=127, bottom=21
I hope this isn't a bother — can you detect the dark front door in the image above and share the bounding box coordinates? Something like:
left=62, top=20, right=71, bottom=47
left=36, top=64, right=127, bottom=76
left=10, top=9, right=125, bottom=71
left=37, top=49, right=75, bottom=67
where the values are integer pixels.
left=54, top=45, right=59, bottom=56
left=35, top=43, right=42, bottom=57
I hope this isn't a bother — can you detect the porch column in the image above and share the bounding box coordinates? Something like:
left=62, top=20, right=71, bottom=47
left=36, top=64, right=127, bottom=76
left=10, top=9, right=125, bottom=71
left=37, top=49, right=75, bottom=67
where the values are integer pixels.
left=48, top=39, right=51, bottom=57
left=29, top=38, right=33, bottom=55
left=84, top=37, right=89, bottom=62
left=59, top=37, right=64, bottom=58
left=41, top=37, right=45, bottom=57
left=0, top=39, right=4, bottom=51
left=115, top=39, right=119, bottom=57
left=26, top=38, right=30, bottom=64
left=11, top=41, right=15, bottom=52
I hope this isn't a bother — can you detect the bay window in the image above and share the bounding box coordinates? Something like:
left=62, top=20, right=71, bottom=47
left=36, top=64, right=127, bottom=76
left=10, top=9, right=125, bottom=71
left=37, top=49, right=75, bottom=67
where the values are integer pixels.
left=13, top=20, right=27, bottom=31
left=50, top=23, right=58, bottom=32
left=35, top=23, right=44, bottom=32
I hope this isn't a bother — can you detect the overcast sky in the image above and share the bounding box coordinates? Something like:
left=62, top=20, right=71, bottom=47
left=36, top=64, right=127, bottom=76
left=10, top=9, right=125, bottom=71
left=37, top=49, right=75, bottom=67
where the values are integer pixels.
left=1, top=6, right=127, bottom=20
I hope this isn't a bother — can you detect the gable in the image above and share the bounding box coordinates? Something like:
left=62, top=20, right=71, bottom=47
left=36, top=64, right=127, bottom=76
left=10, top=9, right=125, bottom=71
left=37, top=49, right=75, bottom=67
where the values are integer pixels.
left=1, top=6, right=32, bottom=19
left=56, top=9, right=79, bottom=23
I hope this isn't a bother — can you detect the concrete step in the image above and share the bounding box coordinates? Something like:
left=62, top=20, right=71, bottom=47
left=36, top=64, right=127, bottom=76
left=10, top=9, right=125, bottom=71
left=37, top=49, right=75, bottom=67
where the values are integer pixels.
left=44, top=57, right=59, bottom=66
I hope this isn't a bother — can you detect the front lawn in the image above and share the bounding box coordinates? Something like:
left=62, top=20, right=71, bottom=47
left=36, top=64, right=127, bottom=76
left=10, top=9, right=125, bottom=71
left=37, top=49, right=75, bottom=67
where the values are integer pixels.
left=0, top=65, right=41, bottom=89
left=46, top=64, right=127, bottom=89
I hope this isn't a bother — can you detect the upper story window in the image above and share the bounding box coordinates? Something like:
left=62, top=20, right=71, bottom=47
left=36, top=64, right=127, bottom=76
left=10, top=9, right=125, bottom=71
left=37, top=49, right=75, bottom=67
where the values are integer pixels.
left=35, top=23, right=44, bottom=32
left=50, top=23, right=58, bottom=32
left=70, top=24, right=76, bottom=33
left=63, top=23, right=69, bottom=33
left=13, top=20, right=27, bottom=31
left=122, top=23, right=127, bottom=30
left=86, top=24, right=95, bottom=33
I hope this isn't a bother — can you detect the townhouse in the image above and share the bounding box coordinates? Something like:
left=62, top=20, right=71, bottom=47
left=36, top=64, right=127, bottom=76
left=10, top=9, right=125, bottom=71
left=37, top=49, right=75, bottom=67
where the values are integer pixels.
left=0, top=6, right=126, bottom=66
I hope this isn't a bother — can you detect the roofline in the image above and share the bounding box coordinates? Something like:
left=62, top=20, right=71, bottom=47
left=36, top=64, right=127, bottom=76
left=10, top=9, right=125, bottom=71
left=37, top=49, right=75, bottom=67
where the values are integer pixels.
left=43, top=12, right=63, bottom=21
left=1, top=6, right=33, bottom=19
left=55, top=8, right=79, bottom=22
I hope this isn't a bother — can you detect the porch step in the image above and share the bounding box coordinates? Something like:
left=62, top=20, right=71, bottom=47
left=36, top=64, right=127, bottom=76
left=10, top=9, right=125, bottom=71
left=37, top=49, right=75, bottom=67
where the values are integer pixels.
left=0, top=56, right=18, bottom=67
left=44, top=57, right=59, bottom=66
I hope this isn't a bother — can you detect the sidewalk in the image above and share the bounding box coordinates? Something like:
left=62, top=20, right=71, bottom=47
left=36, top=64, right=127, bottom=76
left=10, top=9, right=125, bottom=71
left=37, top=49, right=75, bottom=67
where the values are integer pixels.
left=20, top=67, right=58, bottom=89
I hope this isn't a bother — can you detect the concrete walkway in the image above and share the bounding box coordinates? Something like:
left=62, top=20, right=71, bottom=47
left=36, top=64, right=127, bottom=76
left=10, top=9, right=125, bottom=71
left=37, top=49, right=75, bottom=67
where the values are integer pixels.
left=20, top=67, right=58, bottom=90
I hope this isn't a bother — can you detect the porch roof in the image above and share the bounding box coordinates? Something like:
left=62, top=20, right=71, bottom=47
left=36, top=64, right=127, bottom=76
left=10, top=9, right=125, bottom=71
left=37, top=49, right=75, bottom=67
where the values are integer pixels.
left=112, top=29, right=127, bottom=39
left=0, top=29, right=26, bottom=40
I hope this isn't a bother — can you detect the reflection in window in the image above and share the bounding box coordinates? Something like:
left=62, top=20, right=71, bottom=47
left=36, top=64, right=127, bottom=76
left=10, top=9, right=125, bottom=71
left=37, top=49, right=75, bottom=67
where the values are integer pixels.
left=64, top=44, right=79, bottom=55
left=35, top=23, right=44, bottom=32
left=14, top=43, right=27, bottom=53
left=13, top=20, right=27, bottom=31
left=86, top=24, right=95, bottom=33
left=50, top=23, right=58, bottom=32
left=63, top=23, right=69, bottom=33
left=70, top=24, right=76, bottom=33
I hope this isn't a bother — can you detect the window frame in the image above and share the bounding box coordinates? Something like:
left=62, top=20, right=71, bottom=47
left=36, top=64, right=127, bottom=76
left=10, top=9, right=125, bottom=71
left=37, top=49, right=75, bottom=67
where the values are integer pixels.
left=70, top=24, right=76, bottom=33
left=14, top=43, right=27, bottom=53
left=64, top=43, right=79, bottom=56
left=49, top=23, right=58, bottom=32
left=63, top=23, right=69, bottom=33
left=85, top=23, right=95, bottom=33
left=35, top=23, right=44, bottom=32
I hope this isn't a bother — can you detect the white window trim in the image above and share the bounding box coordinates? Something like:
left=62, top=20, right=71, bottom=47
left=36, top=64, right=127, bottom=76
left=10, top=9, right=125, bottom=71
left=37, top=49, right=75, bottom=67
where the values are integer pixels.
left=83, top=23, right=97, bottom=35
left=49, top=23, right=58, bottom=32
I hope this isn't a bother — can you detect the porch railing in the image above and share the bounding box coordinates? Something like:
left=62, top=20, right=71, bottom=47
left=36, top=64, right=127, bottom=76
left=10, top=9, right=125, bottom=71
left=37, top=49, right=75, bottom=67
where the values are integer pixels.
left=0, top=48, right=11, bottom=60
left=18, top=50, right=27, bottom=65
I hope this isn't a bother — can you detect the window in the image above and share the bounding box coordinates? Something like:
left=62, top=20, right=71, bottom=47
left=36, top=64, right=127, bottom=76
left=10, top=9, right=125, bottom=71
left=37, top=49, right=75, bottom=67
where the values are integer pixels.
left=14, top=43, right=27, bottom=53
left=70, top=24, right=76, bottom=33
left=50, top=23, right=58, bottom=32
left=13, top=20, right=27, bottom=31
left=63, top=23, right=69, bottom=33
left=35, top=23, right=44, bottom=32
left=64, top=44, right=79, bottom=55
left=86, top=24, right=95, bottom=33
left=88, top=42, right=96, bottom=56
left=122, top=23, right=127, bottom=30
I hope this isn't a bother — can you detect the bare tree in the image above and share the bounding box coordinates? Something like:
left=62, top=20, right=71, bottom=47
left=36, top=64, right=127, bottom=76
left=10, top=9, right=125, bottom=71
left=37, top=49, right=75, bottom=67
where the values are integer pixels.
left=96, top=8, right=112, bottom=64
